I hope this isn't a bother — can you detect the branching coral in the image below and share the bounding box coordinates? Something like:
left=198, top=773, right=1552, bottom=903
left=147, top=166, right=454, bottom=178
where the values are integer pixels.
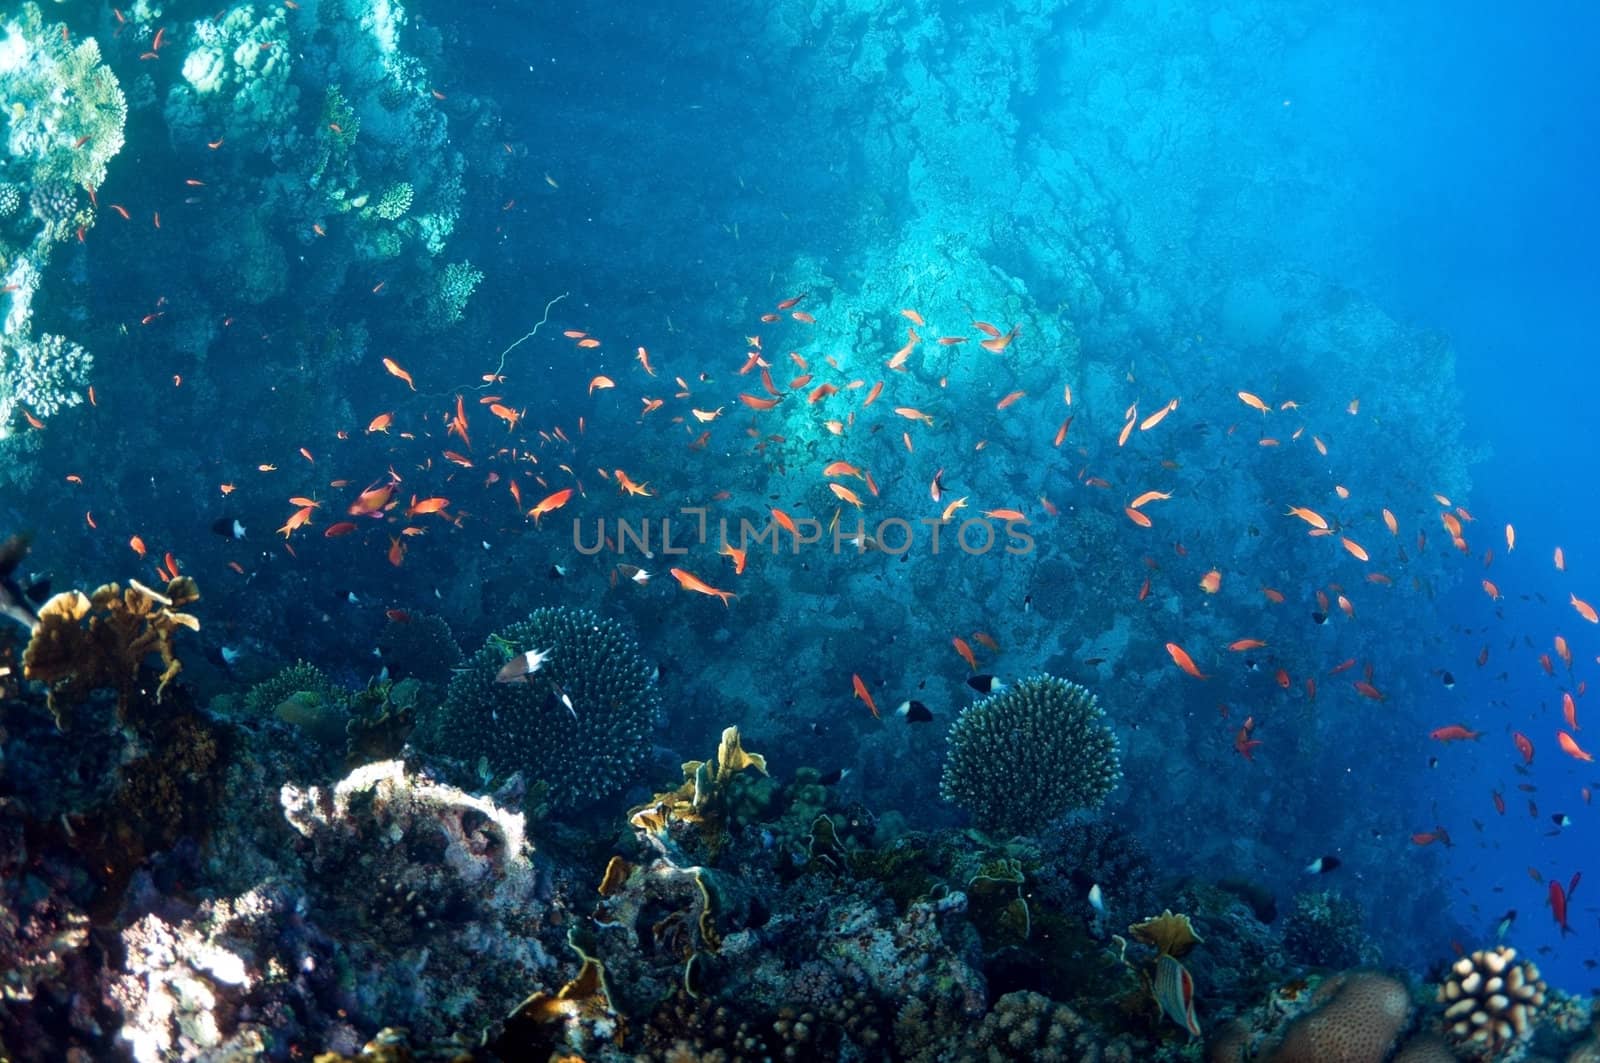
left=420, top=607, right=658, bottom=811
left=940, top=674, right=1121, bottom=835
left=21, top=576, right=200, bottom=728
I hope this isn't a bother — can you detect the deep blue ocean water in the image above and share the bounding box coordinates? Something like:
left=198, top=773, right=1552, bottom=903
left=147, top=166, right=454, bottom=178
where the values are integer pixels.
left=3, top=0, right=1597, bottom=1022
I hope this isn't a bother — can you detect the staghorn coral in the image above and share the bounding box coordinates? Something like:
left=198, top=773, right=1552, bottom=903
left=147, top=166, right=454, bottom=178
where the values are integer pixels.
left=940, top=675, right=1120, bottom=835
left=0, top=331, right=93, bottom=430
left=420, top=607, right=658, bottom=811
left=1437, top=945, right=1547, bottom=1060
left=376, top=609, right=461, bottom=685
left=242, top=658, right=335, bottom=716
left=370, top=181, right=414, bottom=220
left=1263, top=970, right=1411, bottom=1063
left=428, top=259, right=483, bottom=328
left=21, top=576, right=200, bottom=729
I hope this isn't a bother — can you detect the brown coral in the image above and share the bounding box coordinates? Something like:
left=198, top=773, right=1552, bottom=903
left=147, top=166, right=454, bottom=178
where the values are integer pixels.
left=1264, top=971, right=1411, bottom=1063
left=1437, top=945, right=1547, bottom=1059
left=1129, top=909, right=1204, bottom=958
left=627, top=725, right=767, bottom=850
left=21, top=576, right=200, bottom=728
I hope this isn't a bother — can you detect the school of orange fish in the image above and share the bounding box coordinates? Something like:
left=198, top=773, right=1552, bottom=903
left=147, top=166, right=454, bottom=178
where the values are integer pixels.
left=24, top=275, right=1600, bottom=945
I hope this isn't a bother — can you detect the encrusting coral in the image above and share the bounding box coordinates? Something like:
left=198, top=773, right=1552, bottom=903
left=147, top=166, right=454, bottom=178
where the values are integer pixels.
left=21, top=576, right=200, bottom=728
left=1262, top=970, right=1411, bottom=1062
left=940, top=674, right=1121, bottom=835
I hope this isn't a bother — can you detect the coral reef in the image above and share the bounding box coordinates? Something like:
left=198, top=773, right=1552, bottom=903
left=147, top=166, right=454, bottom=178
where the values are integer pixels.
left=428, top=259, right=484, bottom=328
left=419, top=607, right=658, bottom=810
left=1437, top=945, right=1547, bottom=1060
left=376, top=610, right=462, bottom=685
left=21, top=576, right=201, bottom=729
left=242, top=658, right=336, bottom=716
left=1261, top=970, right=1411, bottom=1062
left=940, top=675, right=1121, bottom=835
left=1283, top=890, right=1377, bottom=970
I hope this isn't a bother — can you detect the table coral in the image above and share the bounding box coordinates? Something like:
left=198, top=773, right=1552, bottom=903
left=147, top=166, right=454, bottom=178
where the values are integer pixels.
left=21, top=577, right=200, bottom=729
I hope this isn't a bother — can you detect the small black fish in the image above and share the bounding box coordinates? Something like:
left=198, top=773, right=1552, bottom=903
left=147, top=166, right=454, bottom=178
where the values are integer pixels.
left=1023, top=593, right=1032, bottom=613
left=1304, top=855, right=1341, bottom=875
left=1311, top=611, right=1328, bottom=625
left=809, top=722, right=827, bottom=737
left=1496, top=909, right=1517, bottom=938
left=1552, top=812, right=1571, bottom=828
left=1428, top=756, right=1439, bottom=769
left=548, top=564, right=567, bottom=579
left=1084, top=657, right=1106, bottom=667
left=1440, top=670, right=1456, bottom=689
left=211, top=517, right=247, bottom=540
left=897, top=699, right=933, bottom=723
left=818, top=767, right=850, bottom=786
left=967, top=674, right=1006, bottom=695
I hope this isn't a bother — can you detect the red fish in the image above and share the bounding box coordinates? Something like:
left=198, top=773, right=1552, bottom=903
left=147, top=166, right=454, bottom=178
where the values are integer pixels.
left=1513, top=731, right=1535, bottom=765
left=1234, top=716, right=1262, bottom=761
left=1429, top=725, right=1482, bottom=743
left=1549, top=880, right=1572, bottom=936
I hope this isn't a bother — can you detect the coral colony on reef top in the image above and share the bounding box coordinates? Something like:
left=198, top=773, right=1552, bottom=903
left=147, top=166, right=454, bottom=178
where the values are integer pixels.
left=0, top=1, right=1597, bottom=1061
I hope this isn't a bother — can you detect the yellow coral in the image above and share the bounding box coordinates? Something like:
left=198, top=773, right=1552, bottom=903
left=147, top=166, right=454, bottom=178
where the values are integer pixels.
left=627, top=725, right=767, bottom=842
left=21, top=576, right=200, bottom=728
left=1129, top=909, right=1204, bottom=959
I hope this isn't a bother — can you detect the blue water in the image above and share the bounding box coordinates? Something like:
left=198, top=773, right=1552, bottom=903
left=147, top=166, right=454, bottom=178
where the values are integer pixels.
left=3, top=0, right=1597, bottom=1017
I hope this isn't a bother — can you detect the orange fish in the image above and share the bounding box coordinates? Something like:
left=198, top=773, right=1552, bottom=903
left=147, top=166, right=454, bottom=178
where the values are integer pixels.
left=863, top=381, right=884, bottom=406
left=669, top=567, right=737, bottom=606
left=900, top=308, right=924, bottom=326
left=1285, top=506, right=1328, bottom=530
left=984, top=508, right=1027, bottom=523
left=1228, top=639, right=1267, bottom=652
left=367, top=412, right=394, bottom=434
left=636, top=346, right=657, bottom=376
left=1558, top=730, right=1593, bottom=762
left=277, top=505, right=315, bottom=538
left=1353, top=680, right=1385, bottom=701
left=824, top=461, right=863, bottom=479
left=129, top=535, right=147, bottom=558
left=1237, top=391, right=1270, bottom=414
left=952, top=637, right=978, bottom=671
left=1572, top=593, right=1598, bottom=624
left=1505, top=523, right=1515, bottom=552
left=1382, top=508, right=1399, bottom=536
left=324, top=521, right=358, bottom=538
left=588, top=375, right=615, bottom=394
left=1129, top=490, right=1171, bottom=510
left=1562, top=692, right=1579, bottom=731
left=894, top=406, right=933, bottom=426
left=382, top=357, right=415, bottom=390
left=739, top=393, right=782, bottom=410
left=1198, top=570, right=1222, bottom=594
left=406, top=496, right=450, bottom=517
left=1124, top=507, right=1153, bottom=528
left=830, top=483, right=864, bottom=508
left=1482, top=579, right=1501, bottom=600
left=995, top=390, right=1026, bottom=410
left=528, top=487, right=574, bottom=526
left=1261, top=587, right=1286, bottom=604
left=387, top=536, right=406, bottom=567
left=1340, top=537, right=1369, bottom=562
left=1555, top=546, right=1566, bottom=571
left=1165, top=642, right=1209, bottom=679
left=851, top=673, right=879, bottom=718
left=719, top=541, right=748, bottom=575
